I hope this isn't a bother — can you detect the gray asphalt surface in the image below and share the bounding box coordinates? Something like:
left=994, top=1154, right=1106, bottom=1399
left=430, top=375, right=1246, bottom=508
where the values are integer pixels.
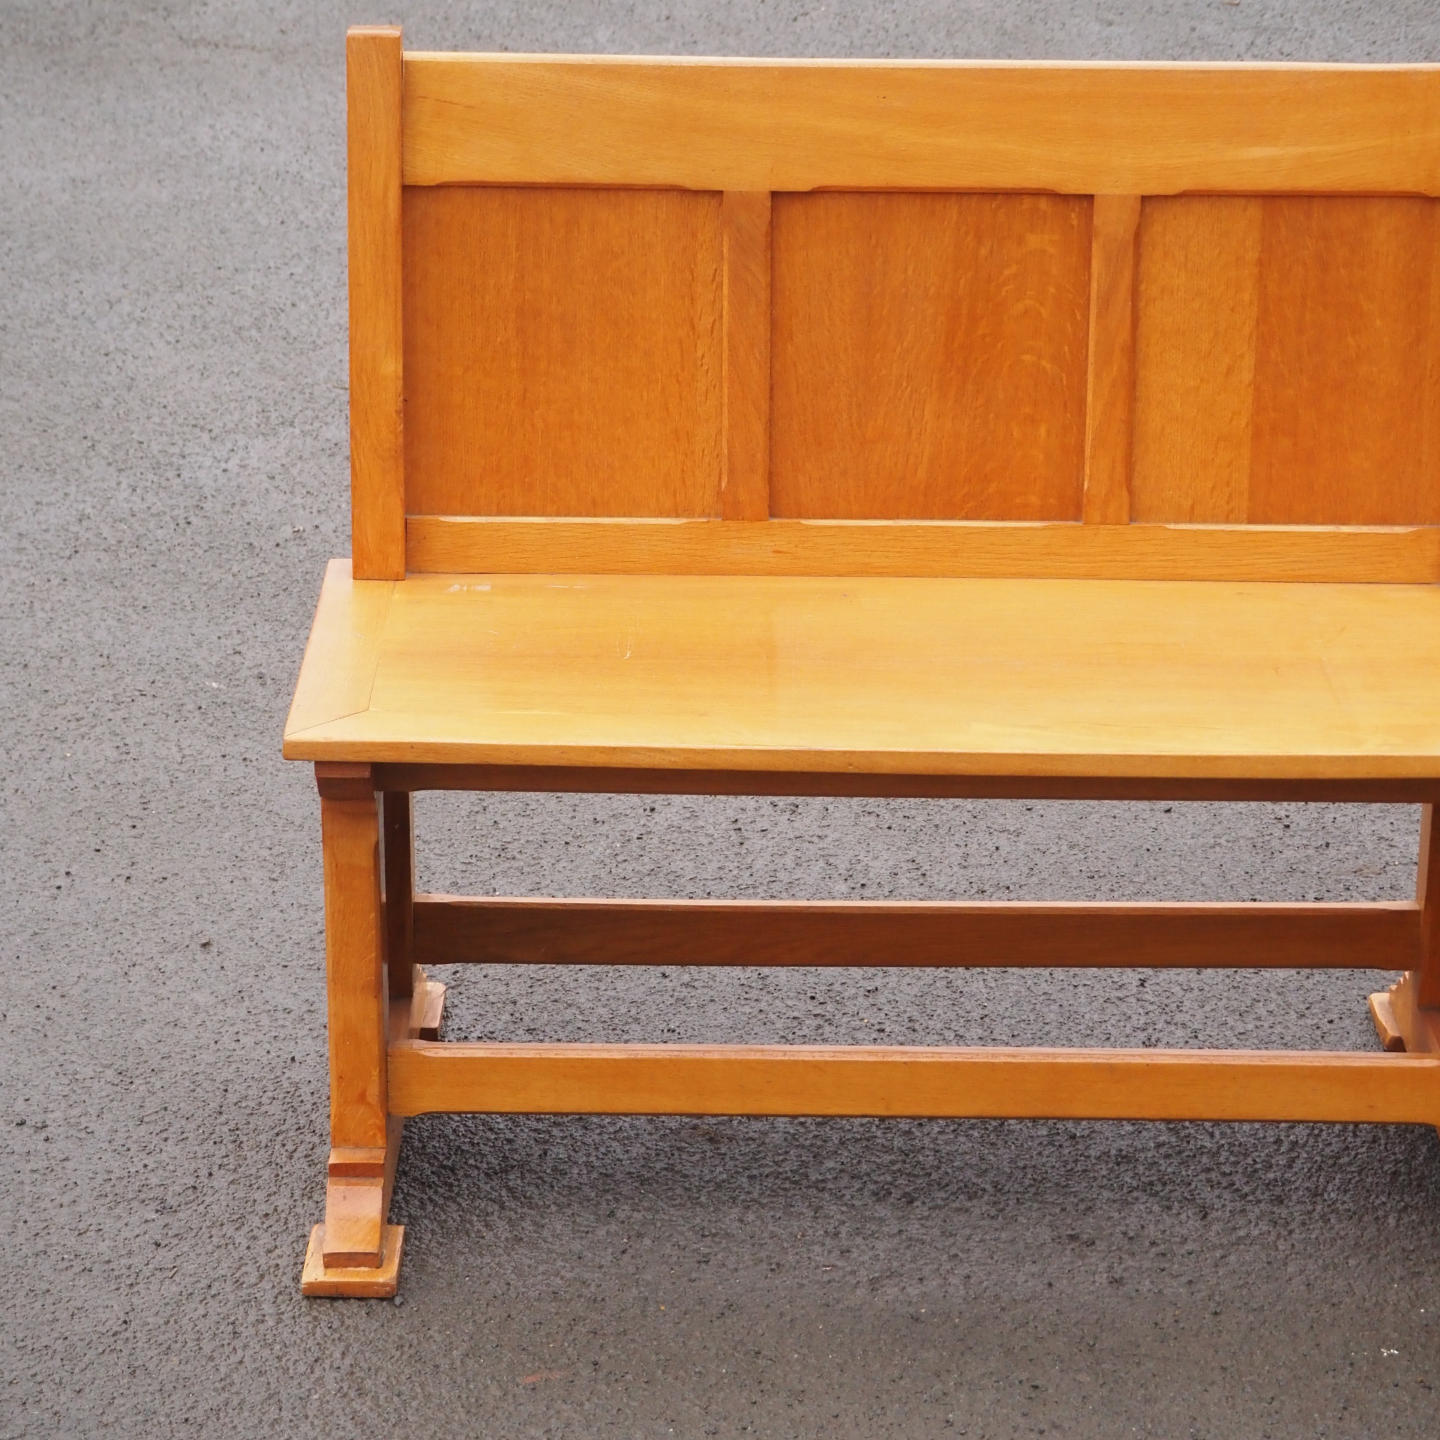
left=5, top=3, right=1440, bottom=1436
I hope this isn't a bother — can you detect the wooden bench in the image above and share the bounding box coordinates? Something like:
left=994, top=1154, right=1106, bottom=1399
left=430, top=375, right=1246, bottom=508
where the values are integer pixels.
left=285, top=26, right=1440, bottom=1295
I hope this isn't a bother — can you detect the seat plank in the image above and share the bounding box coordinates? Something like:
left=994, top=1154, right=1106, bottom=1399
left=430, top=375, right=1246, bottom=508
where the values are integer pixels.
left=283, top=564, right=1440, bottom=778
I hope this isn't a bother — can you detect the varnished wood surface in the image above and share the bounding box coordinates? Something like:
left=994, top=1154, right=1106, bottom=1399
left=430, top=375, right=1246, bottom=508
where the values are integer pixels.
left=400, top=56, right=1440, bottom=194
left=1417, top=807, right=1440, bottom=1009
left=1132, top=196, right=1440, bottom=525
left=387, top=1040, right=1440, bottom=1124
left=402, top=186, right=723, bottom=517
left=1081, top=195, right=1141, bottom=525
left=720, top=192, right=771, bottom=521
left=404, top=517, right=1440, bottom=582
left=770, top=193, right=1090, bottom=520
left=320, top=786, right=388, bottom=1152
left=284, top=564, right=1440, bottom=778
left=346, top=27, right=405, bottom=579
left=374, top=764, right=1440, bottom=804
left=411, top=895, right=1421, bottom=970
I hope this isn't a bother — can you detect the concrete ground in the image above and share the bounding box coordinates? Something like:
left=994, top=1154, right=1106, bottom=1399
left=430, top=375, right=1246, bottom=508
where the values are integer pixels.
left=5, top=2, right=1440, bottom=1435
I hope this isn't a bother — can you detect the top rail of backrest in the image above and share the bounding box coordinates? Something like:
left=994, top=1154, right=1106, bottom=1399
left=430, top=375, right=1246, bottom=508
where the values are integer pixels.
left=401, top=52, right=1440, bottom=195
left=345, top=27, right=1440, bottom=583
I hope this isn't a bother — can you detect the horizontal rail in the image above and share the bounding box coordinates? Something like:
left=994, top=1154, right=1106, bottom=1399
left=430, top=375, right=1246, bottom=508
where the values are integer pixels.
left=412, top=896, right=1421, bottom=971
left=375, top=765, right=1440, bottom=804
left=404, top=517, right=1440, bottom=584
left=400, top=57, right=1440, bottom=194
left=387, top=1041, right=1440, bottom=1124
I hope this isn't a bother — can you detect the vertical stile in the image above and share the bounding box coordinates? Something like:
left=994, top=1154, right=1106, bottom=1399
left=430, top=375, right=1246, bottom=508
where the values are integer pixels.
left=720, top=191, right=772, bottom=520
left=347, top=26, right=406, bottom=578
left=1417, top=805, right=1440, bottom=1008
left=381, top=791, right=414, bottom=1000
left=1082, top=194, right=1142, bottom=525
left=318, top=767, right=389, bottom=1152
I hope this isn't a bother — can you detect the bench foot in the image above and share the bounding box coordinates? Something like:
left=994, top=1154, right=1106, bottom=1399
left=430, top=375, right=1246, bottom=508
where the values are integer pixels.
left=301, top=1223, right=404, bottom=1298
left=415, top=973, right=446, bottom=1041
left=1369, top=986, right=1408, bottom=1052
left=1368, top=974, right=1440, bottom=1056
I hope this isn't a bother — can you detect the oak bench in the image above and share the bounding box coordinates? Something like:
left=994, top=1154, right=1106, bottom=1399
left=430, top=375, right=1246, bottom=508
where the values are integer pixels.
left=285, top=26, right=1440, bottom=1295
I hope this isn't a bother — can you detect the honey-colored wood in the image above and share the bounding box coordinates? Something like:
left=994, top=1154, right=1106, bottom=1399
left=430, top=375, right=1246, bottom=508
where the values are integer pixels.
left=307, top=940, right=445, bottom=1292
left=1082, top=196, right=1140, bottom=525
left=1133, top=196, right=1440, bottom=525
left=286, top=562, right=393, bottom=736
left=303, top=1224, right=404, bottom=1298
left=381, top=790, right=414, bottom=1000
left=720, top=191, right=771, bottom=521
left=1369, top=972, right=1440, bottom=1057
left=296, top=42, right=1440, bottom=1295
left=374, top=764, right=1440, bottom=805
left=1132, top=197, right=1262, bottom=523
left=770, top=193, right=1089, bottom=520
left=1248, top=198, right=1440, bottom=525
left=1416, top=806, right=1440, bottom=1009
left=401, top=56, right=1440, bottom=195
left=387, top=1040, right=1440, bottom=1125
left=320, top=773, right=388, bottom=1151
left=402, top=186, right=723, bottom=518
left=414, top=977, right=446, bottom=1041
left=410, top=895, right=1420, bottom=971
left=403, top=516, right=1440, bottom=582
left=283, top=569, right=1440, bottom=779
left=347, top=26, right=405, bottom=580
left=321, top=1174, right=386, bottom=1268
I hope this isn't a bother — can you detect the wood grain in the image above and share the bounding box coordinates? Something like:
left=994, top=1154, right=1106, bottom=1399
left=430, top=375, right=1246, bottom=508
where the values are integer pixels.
left=1082, top=195, right=1140, bottom=525
left=770, top=193, right=1090, bottom=520
left=1132, top=197, right=1262, bottom=522
left=1248, top=197, right=1440, bottom=524
left=320, top=778, right=388, bottom=1151
left=402, top=186, right=723, bottom=518
left=388, top=1040, right=1440, bottom=1124
left=381, top=790, right=414, bottom=1000
left=401, top=516, right=1440, bottom=583
left=375, top=765, right=1440, bottom=806
left=284, top=560, right=393, bottom=737
left=1417, top=805, right=1440, bottom=1010
left=401, top=57, right=1440, bottom=195
left=720, top=192, right=771, bottom=521
left=347, top=26, right=406, bottom=579
left=283, top=568, right=1440, bottom=778
left=411, top=895, right=1420, bottom=971
left=1133, top=196, right=1440, bottom=524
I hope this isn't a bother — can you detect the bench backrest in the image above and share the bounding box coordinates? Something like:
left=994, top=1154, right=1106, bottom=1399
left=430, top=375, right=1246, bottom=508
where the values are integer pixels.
left=346, top=26, right=1440, bottom=582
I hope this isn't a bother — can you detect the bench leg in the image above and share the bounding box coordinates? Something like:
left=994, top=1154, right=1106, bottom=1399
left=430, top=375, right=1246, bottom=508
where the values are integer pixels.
left=1368, top=805, right=1440, bottom=1087
left=382, top=789, right=446, bottom=1038
left=301, top=764, right=407, bottom=1297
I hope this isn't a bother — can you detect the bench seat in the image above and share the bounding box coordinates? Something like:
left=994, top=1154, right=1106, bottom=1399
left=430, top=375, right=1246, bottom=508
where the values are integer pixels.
left=284, top=558, right=1440, bottom=780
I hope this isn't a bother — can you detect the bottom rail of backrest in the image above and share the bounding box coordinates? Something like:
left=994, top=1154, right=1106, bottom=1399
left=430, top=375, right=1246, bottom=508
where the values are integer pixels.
left=386, top=1040, right=1440, bottom=1125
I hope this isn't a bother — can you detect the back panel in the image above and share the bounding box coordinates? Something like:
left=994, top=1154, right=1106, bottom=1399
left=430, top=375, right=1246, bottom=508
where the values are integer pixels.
left=403, top=187, right=724, bottom=517
left=345, top=39, right=1440, bottom=578
left=770, top=192, right=1092, bottom=521
left=1132, top=196, right=1440, bottom=525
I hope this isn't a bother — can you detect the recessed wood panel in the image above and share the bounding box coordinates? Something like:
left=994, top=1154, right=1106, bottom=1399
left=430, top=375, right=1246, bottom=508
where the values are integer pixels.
left=771, top=193, right=1091, bottom=520
left=403, top=187, right=723, bottom=517
left=1133, top=196, right=1440, bottom=525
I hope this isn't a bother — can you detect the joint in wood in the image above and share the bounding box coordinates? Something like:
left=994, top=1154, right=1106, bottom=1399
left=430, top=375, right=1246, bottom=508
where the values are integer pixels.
left=327, top=1146, right=388, bottom=1178
left=315, top=761, right=376, bottom=801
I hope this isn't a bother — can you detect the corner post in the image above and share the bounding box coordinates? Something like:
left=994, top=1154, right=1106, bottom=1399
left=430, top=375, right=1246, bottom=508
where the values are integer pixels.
left=303, top=761, right=405, bottom=1295
left=347, top=24, right=406, bottom=579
